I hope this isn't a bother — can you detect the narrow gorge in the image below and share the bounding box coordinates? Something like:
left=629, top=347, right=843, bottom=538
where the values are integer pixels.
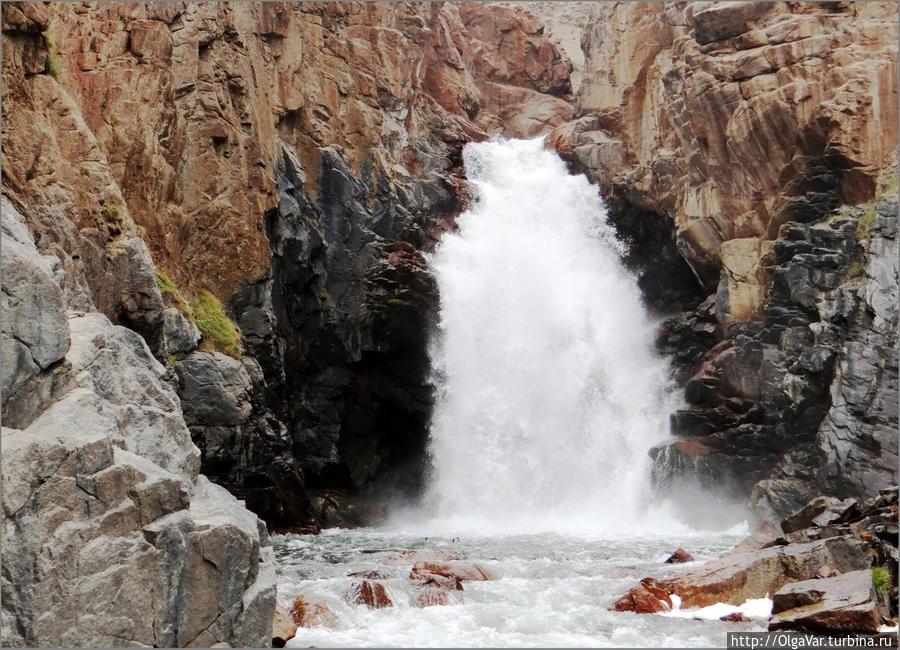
left=1, top=2, right=897, bottom=647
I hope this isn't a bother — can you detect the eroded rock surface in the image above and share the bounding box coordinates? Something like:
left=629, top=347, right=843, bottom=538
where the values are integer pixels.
left=0, top=202, right=275, bottom=646
left=558, top=2, right=898, bottom=280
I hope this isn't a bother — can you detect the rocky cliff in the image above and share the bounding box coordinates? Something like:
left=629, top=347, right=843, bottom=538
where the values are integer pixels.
left=547, top=1, right=898, bottom=528
left=2, top=1, right=573, bottom=531
left=2, top=2, right=572, bottom=644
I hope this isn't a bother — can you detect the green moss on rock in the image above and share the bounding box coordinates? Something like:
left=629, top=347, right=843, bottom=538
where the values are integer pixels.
left=191, top=289, right=242, bottom=359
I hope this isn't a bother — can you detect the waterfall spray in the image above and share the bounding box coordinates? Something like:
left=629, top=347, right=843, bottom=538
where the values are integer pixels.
left=423, top=138, right=678, bottom=534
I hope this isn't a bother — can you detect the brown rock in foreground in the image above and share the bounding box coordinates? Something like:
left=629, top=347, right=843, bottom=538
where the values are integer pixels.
left=272, top=605, right=297, bottom=647
left=409, top=560, right=493, bottom=582
left=348, top=580, right=393, bottom=609
left=611, top=578, right=673, bottom=614
left=658, top=536, right=871, bottom=609
left=769, top=570, right=881, bottom=635
left=290, top=596, right=333, bottom=627
left=665, top=548, right=695, bottom=564
left=415, top=586, right=459, bottom=608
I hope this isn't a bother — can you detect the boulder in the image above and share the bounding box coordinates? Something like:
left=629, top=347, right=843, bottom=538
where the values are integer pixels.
left=272, top=604, right=296, bottom=647
left=665, top=548, right=695, bottom=564
left=415, top=587, right=455, bottom=608
left=289, top=596, right=332, bottom=628
left=769, top=570, right=881, bottom=634
left=162, top=307, right=200, bottom=357
left=615, top=535, right=872, bottom=612
left=348, top=581, right=393, bottom=609
left=409, top=560, right=493, bottom=582
left=611, top=578, right=672, bottom=614
left=176, top=352, right=254, bottom=427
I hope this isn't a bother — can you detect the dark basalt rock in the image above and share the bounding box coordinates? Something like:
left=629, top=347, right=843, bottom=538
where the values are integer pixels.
left=649, top=198, right=898, bottom=528
left=206, top=143, right=448, bottom=530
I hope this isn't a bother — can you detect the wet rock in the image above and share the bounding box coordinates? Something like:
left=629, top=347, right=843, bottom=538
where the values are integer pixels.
left=409, top=560, right=493, bottom=582
left=611, top=578, right=672, bottom=614
left=720, top=612, right=751, bottom=622
left=656, top=536, right=869, bottom=609
left=415, top=587, right=455, bottom=608
left=290, top=596, right=332, bottom=627
left=665, top=548, right=695, bottom=564
left=348, top=580, right=393, bottom=609
left=769, top=570, right=881, bottom=634
left=272, top=604, right=296, bottom=647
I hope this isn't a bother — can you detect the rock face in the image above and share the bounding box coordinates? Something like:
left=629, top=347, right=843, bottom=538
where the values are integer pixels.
left=2, top=1, right=574, bottom=531
left=561, top=2, right=898, bottom=282
left=652, top=197, right=898, bottom=526
left=3, top=3, right=572, bottom=529
left=0, top=202, right=276, bottom=647
left=554, top=4, right=898, bottom=524
left=2, top=4, right=573, bottom=645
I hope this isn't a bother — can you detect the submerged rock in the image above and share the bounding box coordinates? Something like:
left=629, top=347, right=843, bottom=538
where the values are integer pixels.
left=769, top=570, right=881, bottom=634
left=348, top=581, right=393, bottom=609
left=409, top=560, right=493, bottom=582
left=665, top=548, right=695, bottom=564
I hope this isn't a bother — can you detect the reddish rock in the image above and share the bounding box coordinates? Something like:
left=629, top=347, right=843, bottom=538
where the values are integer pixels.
left=417, top=573, right=464, bottom=592
left=720, top=612, right=751, bottom=623
left=409, top=560, right=492, bottom=582
left=611, top=578, right=672, bottom=614
left=290, top=596, right=332, bottom=627
left=415, top=586, right=456, bottom=608
left=272, top=604, right=296, bottom=647
left=614, top=535, right=871, bottom=613
left=665, top=548, right=695, bottom=564
left=348, top=580, right=393, bottom=609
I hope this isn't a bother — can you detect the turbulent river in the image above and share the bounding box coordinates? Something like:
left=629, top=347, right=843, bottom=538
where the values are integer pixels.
left=274, top=139, right=756, bottom=647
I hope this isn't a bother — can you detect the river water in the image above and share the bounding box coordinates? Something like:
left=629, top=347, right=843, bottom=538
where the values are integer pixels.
left=275, top=526, right=768, bottom=647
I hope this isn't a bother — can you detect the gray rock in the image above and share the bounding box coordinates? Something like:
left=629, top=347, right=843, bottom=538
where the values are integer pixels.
left=162, top=306, right=200, bottom=356
left=1, top=303, right=274, bottom=644
left=1, top=198, right=70, bottom=400
left=176, top=351, right=253, bottom=427
left=769, top=570, right=881, bottom=634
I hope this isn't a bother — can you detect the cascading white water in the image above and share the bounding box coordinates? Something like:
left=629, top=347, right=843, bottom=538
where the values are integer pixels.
left=422, top=138, right=678, bottom=534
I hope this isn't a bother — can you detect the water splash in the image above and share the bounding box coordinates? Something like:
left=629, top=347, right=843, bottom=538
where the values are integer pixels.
left=419, top=138, right=679, bottom=535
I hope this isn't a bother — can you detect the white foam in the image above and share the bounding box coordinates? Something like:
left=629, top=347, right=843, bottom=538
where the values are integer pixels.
left=661, top=595, right=773, bottom=621
left=419, top=137, right=680, bottom=535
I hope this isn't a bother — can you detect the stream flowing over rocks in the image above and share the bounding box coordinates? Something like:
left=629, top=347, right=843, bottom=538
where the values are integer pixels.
left=2, top=1, right=898, bottom=647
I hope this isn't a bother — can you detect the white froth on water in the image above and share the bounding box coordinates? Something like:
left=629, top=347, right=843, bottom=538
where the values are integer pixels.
left=416, top=137, right=680, bottom=535
left=276, top=529, right=759, bottom=648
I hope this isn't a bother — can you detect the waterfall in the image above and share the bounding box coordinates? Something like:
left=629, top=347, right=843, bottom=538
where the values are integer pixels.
left=422, top=138, right=678, bottom=534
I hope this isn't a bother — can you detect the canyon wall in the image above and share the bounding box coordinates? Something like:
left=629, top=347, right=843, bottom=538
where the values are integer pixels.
left=2, top=1, right=573, bottom=531
left=548, top=1, right=898, bottom=528
left=2, top=2, right=572, bottom=644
